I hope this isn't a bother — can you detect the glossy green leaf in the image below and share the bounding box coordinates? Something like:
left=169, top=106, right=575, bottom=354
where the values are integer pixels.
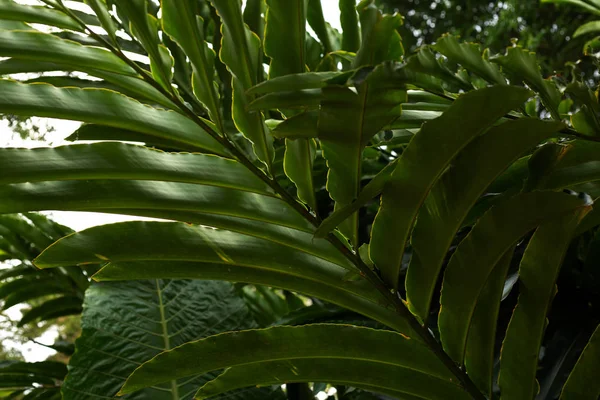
left=264, top=0, right=307, bottom=77
left=243, top=0, right=266, bottom=40
left=494, top=46, right=562, bottom=119
left=560, top=324, right=600, bottom=399
left=575, top=20, right=600, bottom=37
left=307, top=0, right=335, bottom=53
left=464, top=246, right=515, bottom=397
left=370, top=85, right=531, bottom=289
left=320, top=64, right=407, bottom=246
left=499, top=208, right=589, bottom=399
left=0, top=80, right=227, bottom=156
left=264, top=0, right=317, bottom=210
left=94, top=259, right=411, bottom=335
left=0, top=30, right=136, bottom=76
left=354, top=0, right=403, bottom=67
left=197, top=358, right=471, bottom=400
left=66, top=124, right=202, bottom=152
left=248, top=71, right=350, bottom=95
left=85, top=208, right=351, bottom=269
left=438, top=191, right=590, bottom=364
left=0, top=0, right=81, bottom=30
left=284, top=138, right=318, bottom=210
left=0, top=180, right=310, bottom=232
left=0, top=58, right=176, bottom=109
left=36, top=222, right=413, bottom=334
left=434, top=34, right=506, bottom=85
left=340, top=0, right=360, bottom=52
left=541, top=0, right=600, bottom=16
left=249, top=88, right=323, bottom=111
left=406, top=119, right=564, bottom=322
left=84, top=0, right=118, bottom=44
left=115, top=1, right=173, bottom=91
left=315, top=158, right=398, bottom=239
left=404, top=46, right=471, bottom=93
left=0, top=143, right=271, bottom=194
left=162, top=0, right=223, bottom=132
left=120, top=324, right=456, bottom=396
left=211, top=0, right=274, bottom=172
left=61, top=279, right=280, bottom=399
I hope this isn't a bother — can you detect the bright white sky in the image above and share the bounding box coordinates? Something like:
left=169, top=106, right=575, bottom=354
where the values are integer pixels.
left=1, top=1, right=348, bottom=362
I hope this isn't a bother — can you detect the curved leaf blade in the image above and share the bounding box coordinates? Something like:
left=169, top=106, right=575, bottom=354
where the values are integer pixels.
left=370, top=85, right=532, bottom=289
left=0, top=80, right=227, bottom=156
left=0, top=1, right=81, bottom=30
left=196, top=358, right=471, bottom=400
left=406, top=119, right=564, bottom=321
left=0, top=30, right=136, bottom=76
left=94, top=260, right=412, bottom=335
left=0, top=143, right=271, bottom=195
left=211, top=0, right=274, bottom=172
left=493, top=46, right=562, bottom=120
left=560, top=324, right=600, bottom=400
left=498, top=208, right=590, bottom=399
left=438, top=191, right=590, bottom=363
left=434, top=35, right=506, bottom=86
left=162, top=0, right=223, bottom=131
left=0, top=180, right=310, bottom=232
left=120, top=324, right=454, bottom=395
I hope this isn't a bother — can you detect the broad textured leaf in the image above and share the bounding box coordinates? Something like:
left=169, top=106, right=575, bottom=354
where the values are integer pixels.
left=494, top=46, right=562, bottom=119
left=560, top=324, right=600, bottom=399
left=406, top=119, right=564, bottom=322
left=0, top=30, right=135, bottom=76
left=434, top=34, right=506, bottom=85
left=319, top=64, right=407, bottom=246
left=0, top=0, right=81, bottom=30
left=370, top=85, right=531, bottom=289
left=499, top=208, right=590, bottom=399
left=61, top=279, right=282, bottom=399
left=438, top=191, right=590, bottom=363
left=211, top=0, right=274, bottom=172
left=340, top=0, right=360, bottom=52
left=162, top=0, right=223, bottom=131
left=0, top=81, right=227, bottom=156
left=120, top=324, right=461, bottom=397
left=0, top=143, right=271, bottom=194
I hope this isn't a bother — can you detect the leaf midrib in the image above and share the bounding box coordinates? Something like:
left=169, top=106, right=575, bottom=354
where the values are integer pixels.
left=155, top=279, right=179, bottom=399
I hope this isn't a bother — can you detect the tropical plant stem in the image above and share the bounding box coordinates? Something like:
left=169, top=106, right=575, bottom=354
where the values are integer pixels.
left=54, top=5, right=487, bottom=398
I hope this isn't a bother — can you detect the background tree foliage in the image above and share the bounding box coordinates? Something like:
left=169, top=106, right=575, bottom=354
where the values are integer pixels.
left=0, top=1, right=599, bottom=400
